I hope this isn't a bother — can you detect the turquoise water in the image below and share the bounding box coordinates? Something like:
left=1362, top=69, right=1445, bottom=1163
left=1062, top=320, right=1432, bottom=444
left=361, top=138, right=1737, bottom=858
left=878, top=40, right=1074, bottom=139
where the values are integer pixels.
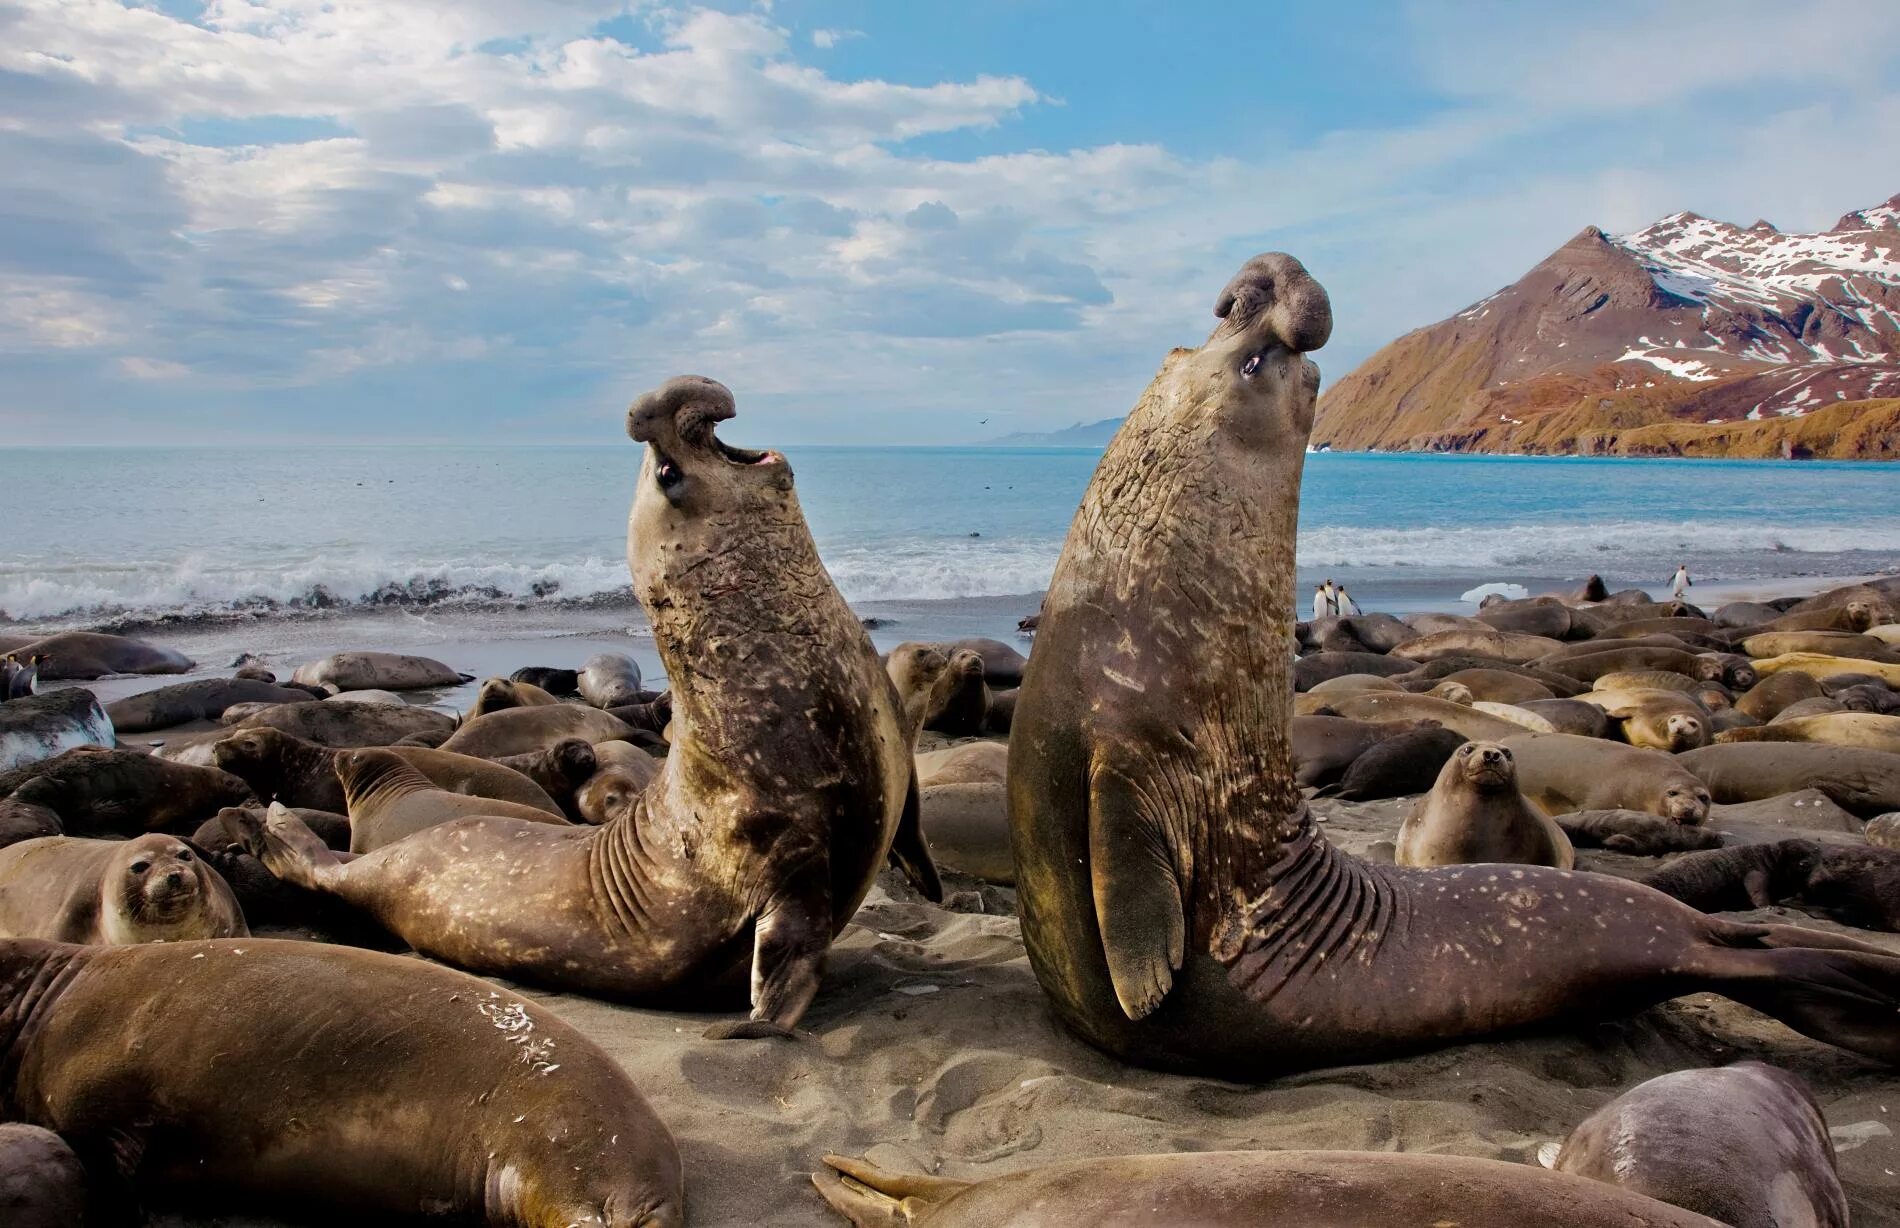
left=1, top=446, right=1896, bottom=625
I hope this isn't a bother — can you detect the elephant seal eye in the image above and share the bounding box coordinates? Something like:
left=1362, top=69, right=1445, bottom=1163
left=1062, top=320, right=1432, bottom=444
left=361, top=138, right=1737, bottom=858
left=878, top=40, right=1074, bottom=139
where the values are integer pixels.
left=1241, top=353, right=1262, bottom=377
left=656, top=457, right=684, bottom=490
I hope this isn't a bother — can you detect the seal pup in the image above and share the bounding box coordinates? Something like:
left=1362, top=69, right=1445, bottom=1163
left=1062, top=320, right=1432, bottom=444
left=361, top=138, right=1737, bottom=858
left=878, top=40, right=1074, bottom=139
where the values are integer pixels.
left=1500, top=732, right=1711, bottom=823
left=0, top=688, right=114, bottom=772
left=812, top=1151, right=1722, bottom=1228
left=578, top=652, right=645, bottom=709
left=1008, top=254, right=1900, bottom=1076
left=1395, top=742, right=1573, bottom=869
left=0, top=937, right=683, bottom=1226
left=235, top=376, right=940, bottom=1035
left=291, top=651, right=469, bottom=691
left=493, top=738, right=600, bottom=815
left=0, top=833, right=248, bottom=943
left=335, top=748, right=571, bottom=852
left=511, top=665, right=581, bottom=695
left=1556, top=810, right=1726, bottom=855
left=1678, top=743, right=1900, bottom=818
left=211, top=727, right=561, bottom=816
left=1646, top=839, right=1900, bottom=932
left=0, top=1123, right=89, bottom=1228
left=12, top=631, right=192, bottom=680
left=1551, top=1062, right=1846, bottom=1228
left=104, top=676, right=317, bottom=733
left=1314, top=724, right=1468, bottom=801
left=1, top=746, right=254, bottom=836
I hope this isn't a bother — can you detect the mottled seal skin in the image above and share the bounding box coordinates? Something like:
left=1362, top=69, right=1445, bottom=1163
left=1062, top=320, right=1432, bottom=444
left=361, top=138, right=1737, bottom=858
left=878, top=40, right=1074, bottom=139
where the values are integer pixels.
left=578, top=652, right=645, bottom=709
left=0, top=937, right=682, bottom=1226
left=104, top=677, right=316, bottom=733
left=0, top=689, right=113, bottom=773
left=1395, top=742, right=1573, bottom=870
left=440, top=704, right=636, bottom=759
left=1501, top=732, right=1712, bottom=824
left=812, top=1150, right=1723, bottom=1228
left=13, top=631, right=192, bottom=680
left=0, top=833, right=247, bottom=944
left=467, top=676, right=560, bottom=718
left=1646, top=838, right=1900, bottom=932
left=212, top=726, right=562, bottom=817
left=0, top=1123, right=89, bottom=1228
left=1007, top=254, right=1900, bottom=1076
left=235, top=378, right=939, bottom=1034
left=1, top=746, right=253, bottom=836
left=202, top=700, right=456, bottom=753
left=1554, top=1062, right=1847, bottom=1228
left=1678, top=743, right=1900, bottom=819
left=1556, top=810, right=1726, bottom=855
left=336, top=748, right=570, bottom=853
left=1869, top=813, right=1900, bottom=849
left=493, top=738, right=599, bottom=815
left=290, top=651, right=469, bottom=692
left=1321, top=691, right=1525, bottom=741
left=1315, top=724, right=1468, bottom=801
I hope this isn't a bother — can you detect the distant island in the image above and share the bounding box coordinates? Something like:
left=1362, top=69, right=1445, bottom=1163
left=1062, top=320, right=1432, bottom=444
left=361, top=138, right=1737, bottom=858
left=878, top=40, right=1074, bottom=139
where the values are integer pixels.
left=979, top=417, right=1123, bottom=447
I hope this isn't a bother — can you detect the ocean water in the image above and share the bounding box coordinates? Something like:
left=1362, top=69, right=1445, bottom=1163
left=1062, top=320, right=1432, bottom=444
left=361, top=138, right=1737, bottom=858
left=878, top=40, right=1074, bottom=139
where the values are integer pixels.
left=3, top=446, right=1898, bottom=634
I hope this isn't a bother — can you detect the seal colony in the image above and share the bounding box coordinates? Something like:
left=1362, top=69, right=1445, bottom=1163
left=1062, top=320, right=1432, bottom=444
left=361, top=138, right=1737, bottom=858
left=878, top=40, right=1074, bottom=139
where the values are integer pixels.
left=3, top=257, right=1900, bottom=1225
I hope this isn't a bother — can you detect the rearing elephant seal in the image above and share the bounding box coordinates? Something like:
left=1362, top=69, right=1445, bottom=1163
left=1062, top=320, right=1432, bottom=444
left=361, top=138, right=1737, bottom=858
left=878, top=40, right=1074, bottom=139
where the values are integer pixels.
left=0, top=833, right=247, bottom=943
left=236, top=377, right=940, bottom=1036
left=1007, top=253, right=1900, bottom=1076
left=1395, top=742, right=1573, bottom=869
left=0, top=937, right=682, bottom=1226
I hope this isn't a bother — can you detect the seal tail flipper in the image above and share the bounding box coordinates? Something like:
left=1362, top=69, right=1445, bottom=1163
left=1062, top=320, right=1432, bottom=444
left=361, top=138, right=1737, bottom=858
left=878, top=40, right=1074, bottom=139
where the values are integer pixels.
left=224, top=802, right=342, bottom=890
left=886, top=772, right=944, bottom=903
left=1089, top=759, right=1186, bottom=1022
left=1702, top=923, right=1900, bottom=1064
left=810, top=1155, right=969, bottom=1227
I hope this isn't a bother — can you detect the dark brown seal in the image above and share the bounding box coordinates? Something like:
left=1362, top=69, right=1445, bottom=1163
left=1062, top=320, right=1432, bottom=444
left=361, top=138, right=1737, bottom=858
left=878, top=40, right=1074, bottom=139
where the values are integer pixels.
left=212, top=727, right=561, bottom=815
left=0, top=937, right=682, bottom=1225
left=0, top=689, right=114, bottom=772
left=1006, top=253, right=1900, bottom=1076
left=1556, top=810, right=1726, bottom=855
left=0, top=1123, right=89, bottom=1228
left=104, top=676, right=317, bottom=733
left=0, top=833, right=247, bottom=943
left=1645, top=838, right=1900, bottom=931
left=0, top=746, right=254, bottom=836
left=234, top=377, right=939, bottom=1035
left=1553, top=1062, right=1847, bottom=1228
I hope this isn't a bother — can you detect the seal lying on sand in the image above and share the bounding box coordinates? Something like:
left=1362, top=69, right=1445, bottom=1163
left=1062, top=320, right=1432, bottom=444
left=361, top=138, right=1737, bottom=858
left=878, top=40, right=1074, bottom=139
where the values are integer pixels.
left=0, top=937, right=683, bottom=1226
left=291, top=651, right=469, bottom=691
left=1, top=746, right=252, bottom=835
left=1678, top=743, right=1900, bottom=818
left=0, top=689, right=114, bottom=772
left=1007, top=253, right=1900, bottom=1076
left=1645, top=839, right=1900, bottom=932
left=104, top=677, right=316, bottom=733
left=335, top=749, right=571, bottom=852
left=1556, top=810, right=1726, bottom=855
left=1552, top=1062, right=1848, bottom=1228
left=212, top=727, right=562, bottom=816
left=13, top=631, right=192, bottom=680
left=1314, top=724, right=1468, bottom=801
left=578, top=652, right=645, bottom=709
left=236, top=376, right=939, bottom=1035
left=0, top=1123, right=89, bottom=1228
left=1395, top=742, right=1573, bottom=869
left=1500, top=732, right=1711, bottom=824
left=440, top=704, right=636, bottom=759
left=0, top=833, right=247, bottom=943
left=813, top=1151, right=1722, bottom=1228
left=465, top=676, right=559, bottom=718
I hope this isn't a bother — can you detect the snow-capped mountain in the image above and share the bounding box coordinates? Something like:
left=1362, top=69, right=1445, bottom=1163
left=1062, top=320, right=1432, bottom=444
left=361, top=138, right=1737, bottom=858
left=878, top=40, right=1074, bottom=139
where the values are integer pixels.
left=1312, top=192, right=1900, bottom=459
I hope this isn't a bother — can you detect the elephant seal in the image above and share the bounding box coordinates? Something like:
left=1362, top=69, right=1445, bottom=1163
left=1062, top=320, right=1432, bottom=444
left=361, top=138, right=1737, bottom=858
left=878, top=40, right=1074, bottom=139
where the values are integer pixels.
left=466, top=676, right=559, bottom=718
left=233, top=376, right=939, bottom=1035
left=1306, top=673, right=1403, bottom=697
left=0, top=1123, right=89, bottom=1228
left=1397, top=656, right=1589, bottom=696
left=1395, top=627, right=1563, bottom=665
left=336, top=748, right=571, bottom=852
left=910, top=741, right=1012, bottom=883
left=0, top=689, right=113, bottom=772
left=1769, top=696, right=1847, bottom=721
left=1471, top=700, right=1558, bottom=732
left=1578, top=686, right=1709, bottom=751
left=1715, top=600, right=1784, bottom=628
left=291, top=651, right=468, bottom=691
left=1289, top=715, right=1423, bottom=790
left=0, top=799, right=61, bottom=848
left=1738, top=669, right=1827, bottom=721
left=1477, top=601, right=1580, bottom=640
left=1501, top=732, right=1711, bottom=824
left=212, top=727, right=562, bottom=816
left=510, top=665, right=580, bottom=695
left=812, top=1150, right=1722, bottom=1228
left=0, top=937, right=683, bottom=1226
left=1395, top=742, right=1574, bottom=869
left=493, top=738, right=599, bottom=814
left=1434, top=667, right=1554, bottom=703
left=14, top=631, right=192, bottom=680
left=1556, top=810, right=1726, bottom=855
left=577, top=652, right=645, bottom=709
left=1756, top=603, right=1880, bottom=635
left=1596, top=670, right=1732, bottom=709
left=1551, top=1062, right=1846, bottom=1228
left=1315, top=724, right=1468, bottom=801
left=887, top=642, right=990, bottom=737
left=1321, top=691, right=1526, bottom=741
left=439, top=704, right=635, bottom=759
left=1537, top=646, right=1731, bottom=686
left=1645, top=839, right=1900, bottom=932
left=572, top=762, right=653, bottom=825
left=1744, top=631, right=1900, bottom=663
left=1, top=746, right=253, bottom=836
left=1006, top=254, right=1900, bottom=1076
left=930, top=637, right=1028, bottom=687
left=0, top=833, right=247, bottom=943
left=1718, top=711, right=1900, bottom=753
left=1756, top=652, right=1900, bottom=688
left=104, top=676, right=316, bottom=732
left=1516, top=698, right=1615, bottom=738
left=206, top=699, right=455, bottom=752
left=1678, top=743, right=1900, bottom=818
left=1293, top=652, right=1417, bottom=689
left=1868, top=813, right=1900, bottom=848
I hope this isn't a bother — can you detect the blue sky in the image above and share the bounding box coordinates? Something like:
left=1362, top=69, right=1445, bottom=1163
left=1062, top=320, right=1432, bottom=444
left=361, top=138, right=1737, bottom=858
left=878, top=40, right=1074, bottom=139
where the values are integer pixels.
left=4, top=0, right=1900, bottom=444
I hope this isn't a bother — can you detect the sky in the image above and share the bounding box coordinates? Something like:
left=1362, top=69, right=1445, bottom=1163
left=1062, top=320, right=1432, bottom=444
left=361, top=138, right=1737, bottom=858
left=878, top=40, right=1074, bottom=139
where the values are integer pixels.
left=4, top=1, right=1900, bottom=446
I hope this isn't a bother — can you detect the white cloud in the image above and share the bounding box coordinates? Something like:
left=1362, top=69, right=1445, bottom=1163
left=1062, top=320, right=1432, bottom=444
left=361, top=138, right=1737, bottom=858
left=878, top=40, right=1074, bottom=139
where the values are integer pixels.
left=810, top=27, right=861, bottom=50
